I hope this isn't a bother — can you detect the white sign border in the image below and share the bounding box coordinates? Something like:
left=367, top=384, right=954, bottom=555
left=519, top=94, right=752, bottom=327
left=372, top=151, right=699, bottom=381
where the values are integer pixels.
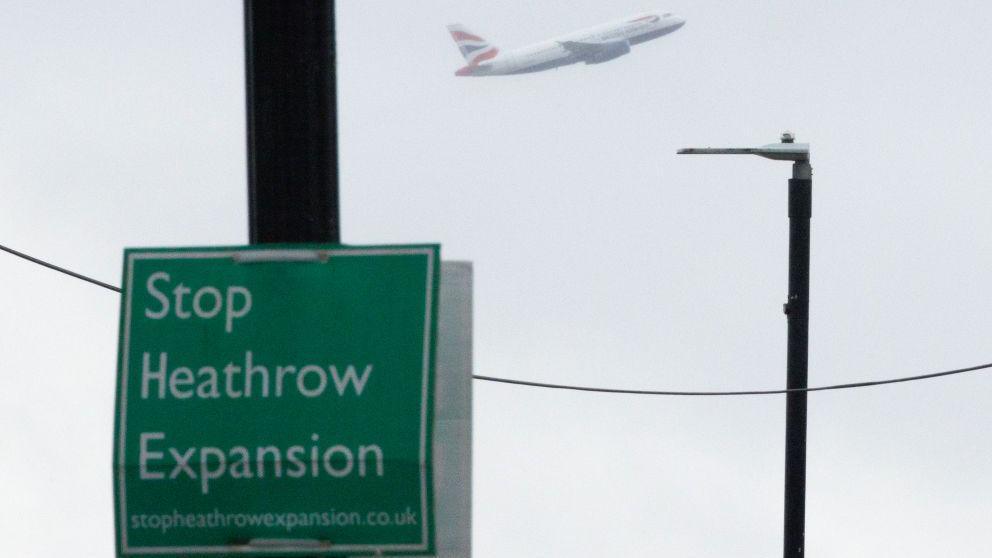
left=116, top=246, right=436, bottom=556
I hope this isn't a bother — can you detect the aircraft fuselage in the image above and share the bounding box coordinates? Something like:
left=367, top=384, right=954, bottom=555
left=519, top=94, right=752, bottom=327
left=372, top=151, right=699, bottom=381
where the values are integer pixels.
left=453, top=14, right=685, bottom=77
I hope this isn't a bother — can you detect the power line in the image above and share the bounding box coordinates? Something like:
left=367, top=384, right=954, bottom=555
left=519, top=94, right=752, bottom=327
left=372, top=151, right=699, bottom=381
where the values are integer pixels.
left=1, top=243, right=120, bottom=293
left=3, top=241, right=991, bottom=396
left=475, top=361, right=992, bottom=395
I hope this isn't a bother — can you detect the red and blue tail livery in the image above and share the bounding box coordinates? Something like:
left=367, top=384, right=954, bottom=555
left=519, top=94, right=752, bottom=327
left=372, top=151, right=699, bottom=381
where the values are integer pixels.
left=447, top=24, right=500, bottom=75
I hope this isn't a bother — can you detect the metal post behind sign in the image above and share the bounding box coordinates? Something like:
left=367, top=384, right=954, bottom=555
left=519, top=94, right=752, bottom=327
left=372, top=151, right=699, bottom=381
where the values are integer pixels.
left=240, top=5, right=472, bottom=557
left=243, top=4, right=340, bottom=557
left=244, top=0, right=340, bottom=244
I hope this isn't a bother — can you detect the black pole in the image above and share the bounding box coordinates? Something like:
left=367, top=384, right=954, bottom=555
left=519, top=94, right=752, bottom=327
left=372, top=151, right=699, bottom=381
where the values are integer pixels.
left=244, top=0, right=339, bottom=244
left=241, top=7, right=340, bottom=557
left=783, top=160, right=811, bottom=557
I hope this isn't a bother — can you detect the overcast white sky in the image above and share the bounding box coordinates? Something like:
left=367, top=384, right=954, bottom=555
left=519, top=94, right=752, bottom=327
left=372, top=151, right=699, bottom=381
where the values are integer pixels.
left=3, top=1, right=992, bottom=556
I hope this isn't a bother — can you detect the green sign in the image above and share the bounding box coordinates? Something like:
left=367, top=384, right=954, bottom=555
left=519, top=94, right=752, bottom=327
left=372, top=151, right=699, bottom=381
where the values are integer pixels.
left=114, top=245, right=439, bottom=556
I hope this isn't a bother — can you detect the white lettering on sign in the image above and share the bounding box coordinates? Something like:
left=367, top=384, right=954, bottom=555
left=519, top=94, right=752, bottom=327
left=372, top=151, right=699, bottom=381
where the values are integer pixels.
left=137, top=431, right=385, bottom=494
left=141, top=351, right=373, bottom=400
left=143, top=271, right=252, bottom=333
left=139, top=432, right=166, bottom=480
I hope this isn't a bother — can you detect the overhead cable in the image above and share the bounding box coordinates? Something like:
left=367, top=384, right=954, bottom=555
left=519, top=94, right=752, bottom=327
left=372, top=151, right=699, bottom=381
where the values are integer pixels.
left=474, top=361, right=992, bottom=395
left=1, top=243, right=120, bottom=293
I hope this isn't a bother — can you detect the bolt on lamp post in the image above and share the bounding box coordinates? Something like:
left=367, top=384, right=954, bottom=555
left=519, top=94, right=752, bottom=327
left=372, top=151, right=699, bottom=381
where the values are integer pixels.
left=678, top=132, right=811, bottom=558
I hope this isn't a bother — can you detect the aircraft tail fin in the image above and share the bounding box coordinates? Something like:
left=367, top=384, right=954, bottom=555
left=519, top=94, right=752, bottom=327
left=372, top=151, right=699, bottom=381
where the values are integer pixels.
left=447, top=24, right=499, bottom=66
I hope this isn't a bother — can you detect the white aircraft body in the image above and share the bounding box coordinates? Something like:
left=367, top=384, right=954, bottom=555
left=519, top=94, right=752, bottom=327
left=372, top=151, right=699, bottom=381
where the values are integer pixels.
left=448, top=13, right=685, bottom=76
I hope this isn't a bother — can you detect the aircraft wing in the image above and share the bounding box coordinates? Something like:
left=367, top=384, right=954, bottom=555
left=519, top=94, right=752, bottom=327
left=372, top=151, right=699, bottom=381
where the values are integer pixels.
left=559, top=40, right=611, bottom=56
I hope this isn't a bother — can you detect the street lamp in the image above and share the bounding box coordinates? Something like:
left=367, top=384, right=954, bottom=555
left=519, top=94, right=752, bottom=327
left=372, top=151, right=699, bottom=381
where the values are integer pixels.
left=678, top=132, right=812, bottom=558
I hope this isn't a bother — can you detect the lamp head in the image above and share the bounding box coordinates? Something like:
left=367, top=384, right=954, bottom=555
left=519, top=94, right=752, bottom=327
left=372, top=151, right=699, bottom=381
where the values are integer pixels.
left=677, top=132, right=809, bottom=162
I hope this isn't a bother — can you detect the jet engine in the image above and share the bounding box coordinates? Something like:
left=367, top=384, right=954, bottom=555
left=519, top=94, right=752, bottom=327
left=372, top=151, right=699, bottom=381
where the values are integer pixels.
left=585, top=40, right=631, bottom=64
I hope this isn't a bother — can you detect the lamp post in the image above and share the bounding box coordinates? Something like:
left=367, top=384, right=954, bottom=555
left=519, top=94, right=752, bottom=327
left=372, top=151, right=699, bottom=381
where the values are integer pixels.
left=678, top=132, right=812, bottom=558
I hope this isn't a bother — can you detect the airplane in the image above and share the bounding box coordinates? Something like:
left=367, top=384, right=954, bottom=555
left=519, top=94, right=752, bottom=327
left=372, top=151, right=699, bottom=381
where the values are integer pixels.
left=448, top=13, right=685, bottom=76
